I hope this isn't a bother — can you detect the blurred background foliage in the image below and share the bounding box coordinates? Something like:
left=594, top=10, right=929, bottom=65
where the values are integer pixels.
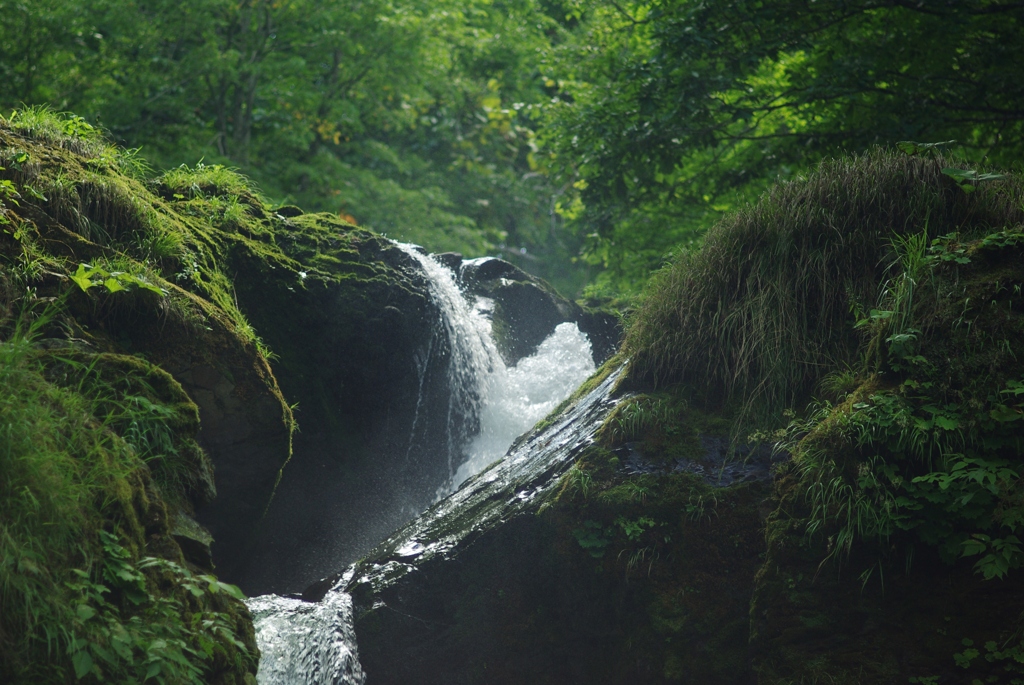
left=2, top=0, right=1021, bottom=298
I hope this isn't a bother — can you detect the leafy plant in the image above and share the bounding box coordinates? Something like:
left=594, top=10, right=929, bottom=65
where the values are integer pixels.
left=896, top=140, right=956, bottom=157
left=615, top=515, right=657, bottom=541
left=572, top=520, right=611, bottom=558
left=64, top=533, right=250, bottom=684
left=69, top=262, right=165, bottom=296
left=942, top=167, right=1008, bottom=194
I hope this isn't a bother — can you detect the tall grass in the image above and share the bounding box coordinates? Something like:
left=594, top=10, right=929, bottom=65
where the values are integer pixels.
left=0, top=307, right=240, bottom=682
left=0, top=311, right=118, bottom=680
left=624, top=148, right=1024, bottom=425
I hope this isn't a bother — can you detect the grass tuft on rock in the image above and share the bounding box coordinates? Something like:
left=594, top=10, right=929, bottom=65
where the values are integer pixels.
left=624, top=148, right=1024, bottom=426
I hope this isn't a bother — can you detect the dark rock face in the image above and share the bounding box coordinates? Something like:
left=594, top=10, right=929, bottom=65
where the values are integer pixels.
left=226, top=226, right=464, bottom=595
left=459, top=257, right=620, bottom=366
left=166, top=348, right=291, bottom=580
left=69, top=282, right=294, bottom=586
left=316, top=370, right=763, bottom=685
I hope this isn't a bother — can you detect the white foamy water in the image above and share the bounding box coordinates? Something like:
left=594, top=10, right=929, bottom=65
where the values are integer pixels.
left=248, top=589, right=365, bottom=685
left=395, top=244, right=504, bottom=483
left=394, top=245, right=595, bottom=491
left=452, top=321, right=595, bottom=487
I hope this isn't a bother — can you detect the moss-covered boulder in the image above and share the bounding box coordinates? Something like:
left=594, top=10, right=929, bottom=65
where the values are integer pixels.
left=750, top=222, right=1024, bottom=684
left=0, top=108, right=287, bottom=683
left=619, top=148, right=1024, bottom=683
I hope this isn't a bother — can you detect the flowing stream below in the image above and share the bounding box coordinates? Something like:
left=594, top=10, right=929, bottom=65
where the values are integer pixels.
left=247, top=246, right=608, bottom=684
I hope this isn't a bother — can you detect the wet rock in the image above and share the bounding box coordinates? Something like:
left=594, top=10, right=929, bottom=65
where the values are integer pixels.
left=274, top=205, right=304, bottom=218
left=297, top=369, right=759, bottom=684
left=458, top=256, right=620, bottom=366
left=170, top=512, right=216, bottom=570
left=433, top=251, right=463, bottom=270
left=616, top=437, right=787, bottom=487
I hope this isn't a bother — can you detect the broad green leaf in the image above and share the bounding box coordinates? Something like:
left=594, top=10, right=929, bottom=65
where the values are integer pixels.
left=104, top=277, right=126, bottom=293
left=942, top=168, right=1008, bottom=185
left=72, top=650, right=94, bottom=679
left=990, top=404, right=1021, bottom=422
left=215, top=580, right=245, bottom=600
left=897, top=140, right=955, bottom=156
left=70, top=264, right=97, bottom=292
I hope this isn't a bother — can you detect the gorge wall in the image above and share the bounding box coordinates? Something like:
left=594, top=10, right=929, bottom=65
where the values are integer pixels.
left=6, top=110, right=1024, bottom=685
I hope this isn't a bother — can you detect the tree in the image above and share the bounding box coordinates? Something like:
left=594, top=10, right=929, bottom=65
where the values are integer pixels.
left=0, top=0, right=592, bottom=291
left=544, top=0, right=1024, bottom=293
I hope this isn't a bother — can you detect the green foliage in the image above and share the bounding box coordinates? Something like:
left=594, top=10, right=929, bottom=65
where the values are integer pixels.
left=4, top=0, right=1024, bottom=297
left=942, top=167, right=1009, bottom=193
left=3, top=106, right=109, bottom=159
left=615, top=515, right=657, bottom=542
left=608, top=396, right=672, bottom=443
left=779, top=214, right=1024, bottom=581
left=544, top=0, right=1024, bottom=291
left=64, top=535, right=250, bottom=684
left=572, top=520, right=611, bottom=558
left=70, top=263, right=165, bottom=296
left=684, top=492, right=718, bottom=525
left=623, top=149, right=1024, bottom=432
left=0, top=0, right=590, bottom=293
left=562, top=461, right=594, bottom=501
left=0, top=308, right=252, bottom=682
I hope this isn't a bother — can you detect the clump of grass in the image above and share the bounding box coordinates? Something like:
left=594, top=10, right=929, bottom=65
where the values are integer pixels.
left=3, top=106, right=111, bottom=159
left=40, top=167, right=180, bottom=255
left=158, top=162, right=258, bottom=201
left=605, top=396, right=674, bottom=443
left=624, top=148, right=1024, bottom=428
left=0, top=309, right=131, bottom=679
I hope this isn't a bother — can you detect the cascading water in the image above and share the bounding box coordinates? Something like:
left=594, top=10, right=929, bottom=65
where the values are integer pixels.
left=248, top=245, right=602, bottom=684
left=452, top=320, right=595, bottom=488
left=394, top=243, right=596, bottom=494
left=247, top=586, right=364, bottom=685
left=394, top=244, right=503, bottom=489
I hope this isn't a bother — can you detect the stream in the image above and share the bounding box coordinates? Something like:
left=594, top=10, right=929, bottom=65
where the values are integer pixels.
left=247, top=246, right=610, bottom=683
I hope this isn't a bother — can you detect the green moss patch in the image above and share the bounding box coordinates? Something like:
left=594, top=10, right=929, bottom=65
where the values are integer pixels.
left=546, top=443, right=768, bottom=683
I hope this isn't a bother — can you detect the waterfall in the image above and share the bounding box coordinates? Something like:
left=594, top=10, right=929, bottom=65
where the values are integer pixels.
left=247, top=245, right=600, bottom=684
left=394, top=243, right=596, bottom=494
left=248, top=578, right=364, bottom=685
left=394, top=244, right=502, bottom=488
left=452, top=320, right=595, bottom=488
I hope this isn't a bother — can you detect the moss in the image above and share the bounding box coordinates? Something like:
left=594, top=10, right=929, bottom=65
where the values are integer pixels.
left=546, top=461, right=768, bottom=683
left=0, top=110, right=282, bottom=683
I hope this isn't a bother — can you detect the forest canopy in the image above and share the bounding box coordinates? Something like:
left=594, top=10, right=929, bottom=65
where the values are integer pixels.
left=2, top=0, right=1022, bottom=296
